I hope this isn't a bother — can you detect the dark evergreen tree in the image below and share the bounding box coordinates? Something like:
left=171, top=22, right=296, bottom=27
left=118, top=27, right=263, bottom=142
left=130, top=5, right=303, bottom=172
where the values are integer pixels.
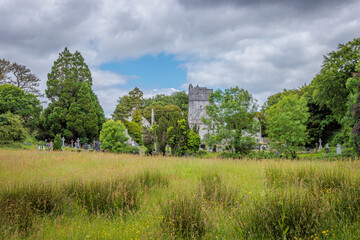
left=44, top=48, right=105, bottom=142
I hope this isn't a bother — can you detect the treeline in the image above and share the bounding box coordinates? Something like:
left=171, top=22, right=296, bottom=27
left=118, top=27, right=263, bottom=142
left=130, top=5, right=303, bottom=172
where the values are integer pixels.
left=1, top=37, right=360, bottom=157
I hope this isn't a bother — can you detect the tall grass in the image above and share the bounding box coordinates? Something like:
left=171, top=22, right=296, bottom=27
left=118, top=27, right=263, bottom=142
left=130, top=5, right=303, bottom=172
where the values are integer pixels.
left=1, top=150, right=360, bottom=239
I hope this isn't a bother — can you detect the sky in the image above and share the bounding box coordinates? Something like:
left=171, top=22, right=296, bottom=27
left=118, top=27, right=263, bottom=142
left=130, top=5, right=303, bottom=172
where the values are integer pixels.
left=1, top=0, right=360, bottom=117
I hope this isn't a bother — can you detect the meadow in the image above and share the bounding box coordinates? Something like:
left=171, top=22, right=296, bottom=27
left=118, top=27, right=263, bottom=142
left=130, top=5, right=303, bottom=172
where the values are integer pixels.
left=0, top=150, right=360, bottom=239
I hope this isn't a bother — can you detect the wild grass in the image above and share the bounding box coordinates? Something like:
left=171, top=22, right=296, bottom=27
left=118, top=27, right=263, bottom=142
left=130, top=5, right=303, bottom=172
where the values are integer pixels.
left=0, top=150, right=360, bottom=239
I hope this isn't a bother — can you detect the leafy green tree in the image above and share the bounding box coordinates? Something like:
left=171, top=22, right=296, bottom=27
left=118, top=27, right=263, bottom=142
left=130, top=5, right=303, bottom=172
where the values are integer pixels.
left=99, top=120, right=129, bottom=153
left=167, top=119, right=189, bottom=156
left=204, top=87, right=259, bottom=154
left=143, top=104, right=182, bottom=123
left=187, top=129, right=201, bottom=154
left=311, top=38, right=360, bottom=120
left=154, top=116, right=169, bottom=155
left=266, top=94, right=309, bottom=159
left=0, top=112, right=27, bottom=143
left=142, top=91, right=188, bottom=112
left=113, top=87, right=143, bottom=122
left=44, top=48, right=105, bottom=141
left=347, top=62, right=360, bottom=153
left=53, top=134, right=62, bottom=151
left=124, top=121, right=142, bottom=144
left=0, top=84, right=42, bottom=132
left=143, top=126, right=156, bottom=154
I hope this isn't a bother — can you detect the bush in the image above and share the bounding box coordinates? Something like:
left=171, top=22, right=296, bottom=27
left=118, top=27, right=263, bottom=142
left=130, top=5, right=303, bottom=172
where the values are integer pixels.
left=53, top=134, right=62, bottom=151
left=218, top=151, right=241, bottom=159
left=196, top=149, right=208, bottom=158
left=0, top=112, right=27, bottom=143
left=99, top=120, right=128, bottom=153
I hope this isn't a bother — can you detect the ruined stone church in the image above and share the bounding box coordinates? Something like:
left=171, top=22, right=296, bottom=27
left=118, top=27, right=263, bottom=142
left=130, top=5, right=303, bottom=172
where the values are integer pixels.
left=188, top=84, right=213, bottom=140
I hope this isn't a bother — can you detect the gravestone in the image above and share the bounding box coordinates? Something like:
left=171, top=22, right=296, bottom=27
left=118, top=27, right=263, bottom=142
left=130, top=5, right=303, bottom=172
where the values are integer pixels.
left=200, top=143, right=206, bottom=150
left=70, top=139, right=74, bottom=148
left=319, top=138, right=322, bottom=150
left=212, top=145, right=217, bottom=153
left=50, top=141, right=53, bottom=149
left=306, top=147, right=310, bottom=153
left=36, top=143, right=38, bottom=150
left=325, top=144, right=329, bottom=155
left=315, top=142, right=318, bottom=151
left=76, top=138, right=80, bottom=149
left=139, top=149, right=142, bottom=157
left=93, top=140, right=96, bottom=148
left=336, top=144, right=341, bottom=154
left=61, top=137, right=65, bottom=147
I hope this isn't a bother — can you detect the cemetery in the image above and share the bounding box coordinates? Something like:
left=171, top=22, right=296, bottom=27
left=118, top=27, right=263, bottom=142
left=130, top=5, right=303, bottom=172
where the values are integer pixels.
left=1, top=38, right=360, bottom=239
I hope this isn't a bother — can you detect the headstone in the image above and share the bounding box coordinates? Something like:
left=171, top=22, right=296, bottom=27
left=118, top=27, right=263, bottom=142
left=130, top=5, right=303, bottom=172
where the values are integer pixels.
left=132, top=140, right=135, bottom=147
left=70, top=139, right=74, bottom=148
left=306, top=147, right=310, bottom=153
left=336, top=144, right=341, bottom=154
left=45, top=139, right=47, bottom=145
left=325, top=145, right=329, bottom=155
left=50, top=141, right=53, bottom=149
left=36, top=143, right=38, bottom=150
left=185, top=153, right=188, bottom=158
left=93, top=140, right=96, bottom=148
left=212, top=145, right=217, bottom=153
left=28, top=142, right=31, bottom=146
left=315, top=142, right=319, bottom=151
left=76, top=138, right=80, bottom=149
left=61, top=137, right=65, bottom=147
left=139, top=149, right=142, bottom=157
left=319, top=138, right=322, bottom=150
left=200, top=143, right=206, bottom=150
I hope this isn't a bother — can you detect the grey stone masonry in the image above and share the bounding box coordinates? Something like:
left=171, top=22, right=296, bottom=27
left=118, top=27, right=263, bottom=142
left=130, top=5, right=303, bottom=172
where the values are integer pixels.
left=188, top=84, right=213, bottom=140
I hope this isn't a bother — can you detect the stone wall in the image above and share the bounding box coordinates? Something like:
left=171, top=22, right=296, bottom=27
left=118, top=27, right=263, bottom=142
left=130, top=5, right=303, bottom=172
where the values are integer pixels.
left=188, top=84, right=213, bottom=140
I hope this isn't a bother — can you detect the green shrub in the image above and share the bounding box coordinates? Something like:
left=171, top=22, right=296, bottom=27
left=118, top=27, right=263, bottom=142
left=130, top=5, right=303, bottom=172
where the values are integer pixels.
left=0, top=112, right=27, bottom=143
left=53, top=134, right=62, bottom=151
left=196, top=149, right=208, bottom=158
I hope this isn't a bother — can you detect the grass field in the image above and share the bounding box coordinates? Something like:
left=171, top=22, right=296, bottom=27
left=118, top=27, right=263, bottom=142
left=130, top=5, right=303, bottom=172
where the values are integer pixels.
left=1, top=150, right=360, bottom=239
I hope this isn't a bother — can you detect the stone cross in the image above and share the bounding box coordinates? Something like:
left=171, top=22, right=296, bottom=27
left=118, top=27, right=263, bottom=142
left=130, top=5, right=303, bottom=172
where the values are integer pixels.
left=76, top=138, right=80, bottom=149
left=319, top=138, right=322, bottom=150
left=61, top=137, right=65, bottom=147
left=336, top=144, right=341, bottom=154
left=151, top=109, right=154, bottom=125
left=70, top=139, right=74, bottom=148
left=93, top=140, right=96, bottom=148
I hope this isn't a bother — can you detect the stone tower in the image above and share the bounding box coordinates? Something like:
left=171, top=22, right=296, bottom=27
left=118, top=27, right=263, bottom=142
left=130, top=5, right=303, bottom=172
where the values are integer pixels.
left=188, top=84, right=213, bottom=140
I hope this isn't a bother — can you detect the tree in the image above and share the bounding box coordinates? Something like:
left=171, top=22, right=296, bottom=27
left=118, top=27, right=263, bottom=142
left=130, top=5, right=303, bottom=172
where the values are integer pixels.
left=0, top=84, right=42, bottom=132
left=167, top=119, right=189, bottom=156
left=204, top=87, right=259, bottom=154
left=311, top=38, right=360, bottom=121
left=143, top=104, right=182, bottom=124
left=142, top=91, right=189, bottom=112
left=0, top=59, right=43, bottom=97
left=347, top=61, right=360, bottom=153
left=44, top=48, right=105, bottom=141
left=187, top=129, right=201, bottom=154
left=99, top=120, right=129, bottom=153
left=53, top=134, right=62, bottom=151
left=154, top=116, right=169, bottom=155
left=113, top=87, right=143, bottom=122
left=266, top=94, right=309, bottom=159
left=143, top=126, right=156, bottom=154
left=0, top=112, right=27, bottom=143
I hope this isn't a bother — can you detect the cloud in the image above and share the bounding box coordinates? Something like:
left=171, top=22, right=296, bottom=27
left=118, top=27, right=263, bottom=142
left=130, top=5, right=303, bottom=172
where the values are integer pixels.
left=0, top=0, right=359, bottom=116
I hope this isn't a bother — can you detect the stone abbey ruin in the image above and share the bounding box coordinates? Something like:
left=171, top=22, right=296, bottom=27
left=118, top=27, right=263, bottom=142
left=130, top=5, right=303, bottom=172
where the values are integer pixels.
left=188, top=84, right=213, bottom=140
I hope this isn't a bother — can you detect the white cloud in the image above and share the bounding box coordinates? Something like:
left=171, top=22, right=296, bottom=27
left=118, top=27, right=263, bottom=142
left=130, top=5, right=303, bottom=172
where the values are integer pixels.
left=0, top=0, right=360, bottom=116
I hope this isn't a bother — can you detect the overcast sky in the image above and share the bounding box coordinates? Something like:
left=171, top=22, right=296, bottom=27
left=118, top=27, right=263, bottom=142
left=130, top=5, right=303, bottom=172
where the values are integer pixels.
left=1, top=0, right=359, bottom=116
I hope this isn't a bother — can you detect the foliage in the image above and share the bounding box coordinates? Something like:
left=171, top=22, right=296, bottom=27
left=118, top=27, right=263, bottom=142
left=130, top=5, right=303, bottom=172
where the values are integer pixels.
left=266, top=94, right=309, bottom=159
left=142, top=126, right=156, bottom=154
left=124, top=120, right=142, bottom=145
left=187, top=129, right=201, bottom=154
left=154, top=117, right=169, bottom=155
left=167, top=119, right=189, bottom=156
left=311, top=38, right=360, bottom=120
left=113, top=87, right=143, bottom=122
left=0, top=84, right=42, bottom=132
left=0, top=112, right=27, bottom=143
left=143, top=91, right=188, bottom=112
left=348, top=61, right=360, bottom=154
left=204, top=87, right=259, bottom=154
left=261, top=87, right=304, bottom=113
left=53, top=134, right=62, bottom=151
left=0, top=59, right=43, bottom=97
left=44, top=48, right=105, bottom=141
left=99, top=120, right=128, bottom=153
left=143, top=104, right=182, bottom=124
